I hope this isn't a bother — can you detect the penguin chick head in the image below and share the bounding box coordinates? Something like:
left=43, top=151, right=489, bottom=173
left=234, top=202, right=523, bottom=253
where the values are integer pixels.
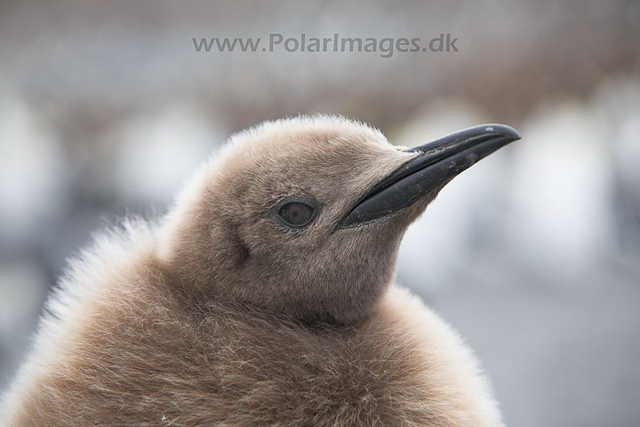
left=160, top=115, right=520, bottom=324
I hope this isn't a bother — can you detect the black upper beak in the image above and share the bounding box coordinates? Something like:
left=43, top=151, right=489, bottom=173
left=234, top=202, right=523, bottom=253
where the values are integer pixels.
left=338, top=124, right=521, bottom=229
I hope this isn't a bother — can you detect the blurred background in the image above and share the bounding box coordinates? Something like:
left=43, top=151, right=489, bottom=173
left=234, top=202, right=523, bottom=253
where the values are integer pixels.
left=1, top=0, right=639, bottom=425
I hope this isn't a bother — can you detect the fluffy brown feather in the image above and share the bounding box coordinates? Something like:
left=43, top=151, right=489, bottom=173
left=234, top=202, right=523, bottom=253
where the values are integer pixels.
left=2, top=115, right=503, bottom=426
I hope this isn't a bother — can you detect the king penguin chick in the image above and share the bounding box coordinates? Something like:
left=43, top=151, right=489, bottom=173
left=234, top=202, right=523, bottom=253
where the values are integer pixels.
left=2, top=115, right=520, bottom=426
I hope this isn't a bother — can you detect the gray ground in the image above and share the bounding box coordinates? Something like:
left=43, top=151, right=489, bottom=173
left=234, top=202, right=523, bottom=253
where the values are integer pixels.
left=427, top=275, right=640, bottom=427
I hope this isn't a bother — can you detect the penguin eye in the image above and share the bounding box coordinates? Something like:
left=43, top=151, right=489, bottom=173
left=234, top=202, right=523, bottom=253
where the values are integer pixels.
left=277, top=201, right=316, bottom=228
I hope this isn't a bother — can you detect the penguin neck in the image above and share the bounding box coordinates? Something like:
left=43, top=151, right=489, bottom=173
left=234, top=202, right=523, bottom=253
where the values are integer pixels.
left=157, top=243, right=396, bottom=327
left=157, top=205, right=404, bottom=326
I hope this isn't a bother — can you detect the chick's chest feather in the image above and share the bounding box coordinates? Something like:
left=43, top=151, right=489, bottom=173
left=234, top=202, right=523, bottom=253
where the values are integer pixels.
left=6, top=257, right=501, bottom=426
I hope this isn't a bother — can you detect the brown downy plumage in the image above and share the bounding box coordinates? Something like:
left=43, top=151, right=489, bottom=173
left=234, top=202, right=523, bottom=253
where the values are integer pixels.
left=2, top=115, right=519, bottom=426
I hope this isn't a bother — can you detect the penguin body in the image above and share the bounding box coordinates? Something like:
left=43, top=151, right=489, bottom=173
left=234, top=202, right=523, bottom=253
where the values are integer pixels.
left=3, top=116, right=517, bottom=426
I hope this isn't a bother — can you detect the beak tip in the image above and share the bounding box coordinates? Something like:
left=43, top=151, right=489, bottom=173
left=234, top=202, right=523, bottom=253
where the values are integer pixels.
left=484, top=123, right=522, bottom=141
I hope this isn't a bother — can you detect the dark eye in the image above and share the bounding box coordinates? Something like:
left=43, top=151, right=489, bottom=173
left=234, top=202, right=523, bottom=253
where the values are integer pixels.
left=277, top=201, right=316, bottom=228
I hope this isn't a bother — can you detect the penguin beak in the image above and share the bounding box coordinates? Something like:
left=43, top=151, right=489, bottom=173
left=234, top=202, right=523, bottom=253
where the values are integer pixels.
left=338, top=124, right=521, bottom=229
